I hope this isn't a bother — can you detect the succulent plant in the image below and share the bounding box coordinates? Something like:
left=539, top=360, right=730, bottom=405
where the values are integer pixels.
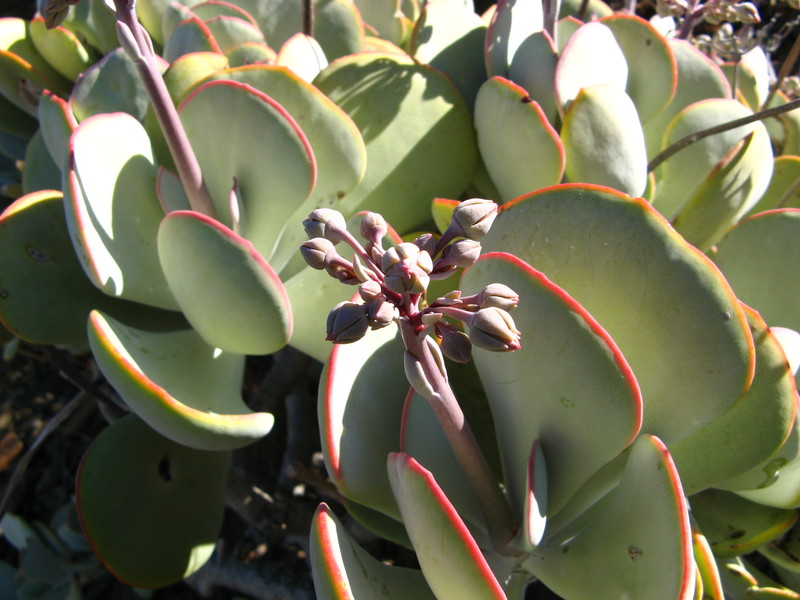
left=0, top=0, right=798, bottom=596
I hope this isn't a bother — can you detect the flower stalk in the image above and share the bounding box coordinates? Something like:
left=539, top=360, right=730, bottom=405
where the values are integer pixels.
left=302, top=202, right=521, bottom=553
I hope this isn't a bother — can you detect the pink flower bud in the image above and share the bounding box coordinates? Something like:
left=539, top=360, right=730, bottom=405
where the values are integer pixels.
left=303, top=209, right=348, bottom=244
left=441, top=329, right=472, bottom=363
left=469, top=307, right=521, bottom=352
left=360, top=212, right=388, bottom=245
left=300, top=238, right=335, bottom=270
left=326, top=302, right=369, bottom=343
left=478, top=283, right=520, bottom=310
left=359, top=280, right=384, bottom=303
left=366, top=299, right=397, bottom=329
left=451, top=199, right=498, bottom=240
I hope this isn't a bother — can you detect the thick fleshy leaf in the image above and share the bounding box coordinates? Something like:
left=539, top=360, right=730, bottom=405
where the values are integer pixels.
left=69, top=48, right=149, bottom=122
left=411, top=0, right=487, bottom=109
left=64, top=112, right=178, bottom=310
left=88, top=309, right=274, bottom=450
left=22, top=130, right=60, bottom=194
left=37, top=90, right=77, bottom=169
left=313, top=0, right=366, bottom=61
left=690, top=489, right=798, bottom=558
left=527, top=435, right=694, bottom=600
left=191, top=1, right=260, bottom=25
left=352, top=0, right=411, bottom=46
left=400, top=390, right=491, bottom=546
left=163, top=52, right=230, bottom=104
left=76, top=414, right=229, bottom=587
left=506, top=30, right=558, bottom=125
left=387, top=453, right=506, bottom=600
left=157, top=210, right=292, bottom=355
left=745, top=156, right=800, bottom=215
left=0, top=18, right=70, bottom=115
left=553, top=21, right=627, bottom=109
left=432, top=197, right=459, bottom=234
left=653, top=98, right=771, bottom=221
left=277, top=33, right=328, bottom=83
left=481, top=185, right=755, bottom=445
left=179, top=79, right=316, bottom=260
left=672, top=127, right=774, bottom=251
left=319, top=328, right=407, bottom=518
left=523, top=440, right=548, bottom=548
left=310, top=503, right=435, bottom=600
left=561, top=84, right=647, bottom=197
left=781, top=95, right=800, bottom=156
left=60, top=0, right=118, bottom=54
left=232, top=0, right=302, bottom=50
left=28, top=15, right=92, bottom=81
left=713, top=209, right=800, bottom=332
left=314, top=52, right=477, bottom=234
left=693, top=530, right=724, bottom=600
left=669, top=306, right=796, bottom=494
left=203, top=15, right=265, bottom=53
left=0, top=90, right=37, bottom=138
left=643, top=39, right=731, bottom=159
left=484, top=0, right=543, bottom=78
left=0, top=191, right=144, bottom=346
left=462, top=251, right=641, bottom=518
left=226, top=41, right=277, bottom=67
left=759, top=520, right=800, bottom=575
left=475, top=76, right=565, bottom=202
left=163, top=16, right=223, bottom=63
left=600, top=14, right=676, bottom=123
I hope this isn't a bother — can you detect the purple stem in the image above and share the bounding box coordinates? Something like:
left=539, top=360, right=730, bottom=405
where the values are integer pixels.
left=112, top=0, right=217, bottom=219
left=399, top=320, right=518, bottom=553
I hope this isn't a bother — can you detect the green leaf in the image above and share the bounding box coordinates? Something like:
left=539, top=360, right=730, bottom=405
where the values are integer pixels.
left=314, top=52, right=477, bottom=234
left=387, top=453, right=506, bottom=600
left=69, top=48, right=149, bottom=122
left=163, top=16, right=222, bottom=62
left=157, top=210, right=292, bottom=355
left=485, top=0, right=543, bottom=78
left=475, top=76, right=565, bottom=203
left=29, top=15, right=92, bottom=81
left=203, top=14, right=266, bottom=53
left=313, top=0, right=366, bottom=61
left=310, top=503, right=435, bottom=600
left=733, top=448, right=800, bottom=509
left=88, top=309, right=274, bottom=450
left=691, top=489, right=797, bottom=558
left=672, top=126, right=774, bottom=251
left=652, top=98, right=770, bottom=221
left=713, top=209, right=800, bottom=332
left=462, top=252, right=641, bottom=518
left=643, top=39, right=731, bottom=159
left=319, top=328, right=407, bottom=519
left=745, top=156, right=800, bottom=215
left=481, top=185, right=755, bottom=445
left=600, top=14, right=676, bottom=123
left=669, top=306, right=797, bottom=494
left=554, top=21, right=627, bottom=109
left=76, top=414, right=229, bottom=587
left=178, top=78, right=316, bottom=262
left=234, top=0, right=302, bottom=49
left=0, top=190, right=144, bottom=346
left=37, top=90, right=76, bottom=170
left=528, top=435, right=694, bottom=600
left=64, top=112, right=179, bottom=311
left=21, top=130, right=60, bottom=195
left=410, top=0, right=487, bottom=110
left=561, top=84, right=647, bottom=197
left=507, top=30, right=558, bottom=126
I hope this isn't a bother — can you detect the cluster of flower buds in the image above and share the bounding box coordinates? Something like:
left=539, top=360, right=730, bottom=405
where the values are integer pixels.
left=300, top=200, right=521, bottom=360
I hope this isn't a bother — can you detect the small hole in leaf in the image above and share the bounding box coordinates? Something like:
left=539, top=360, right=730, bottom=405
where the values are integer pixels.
left=158, top=456, right=172, bottom=482
left=25, top=245, right=52, bottom=262
left=628, top=545, right=643, bottom=560
left=521, top=95, right=533, bottom=104
left=727, top=530, right=746, bottom=540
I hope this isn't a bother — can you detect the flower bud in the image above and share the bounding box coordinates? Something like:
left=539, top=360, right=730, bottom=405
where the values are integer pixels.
left=413, top=233, right=437, bottom=256
left=360, top=212, right=388, bottom=245
left=300, top=238, right=335, bottom=270
left=359, top=280, right=384, bottom=303
left=440, top=329, right=472, bottom=363
left=441, top=239, right=482, bottom=268
left=451, top=199, right=498, bottom=240
left=382, top=243, right=433, bottom=294
left=325, top=263, right=359, bottom=285
left=326, top=302, right=369, bottom=343
left=469, top=307, right=521, bottom=352
left=478, top=283, right=520, bottom=310
left=303, top=208, right=348, bottom=244
left=366, top=299, right=397, bottom=329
